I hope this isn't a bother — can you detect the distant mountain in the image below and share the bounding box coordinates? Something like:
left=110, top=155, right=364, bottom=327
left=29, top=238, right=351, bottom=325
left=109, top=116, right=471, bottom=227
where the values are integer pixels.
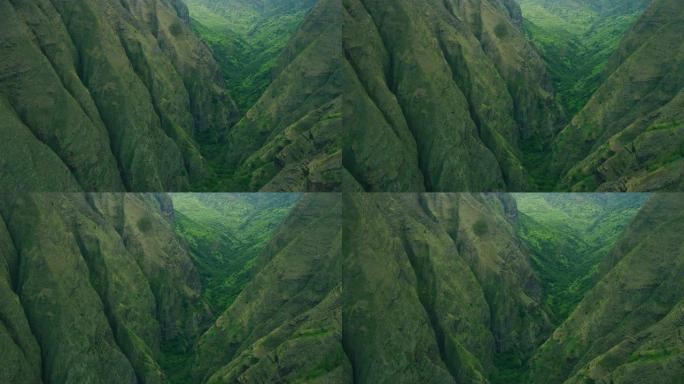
left=171, top=193, right=300, bottom=312
left=184, top=0, right=317, bottom=110
left=514, top=193, right=647, bottom=320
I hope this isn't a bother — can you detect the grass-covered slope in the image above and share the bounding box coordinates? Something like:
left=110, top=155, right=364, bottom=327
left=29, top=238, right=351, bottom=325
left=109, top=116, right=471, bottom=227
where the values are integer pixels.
left=185, top=0, right=317, bottom=111
left=0, top=0, right=236, bottom=193
left=343, top=0, right=561, bottom=192
left=216, top=0, right=342, bottom=192
left=514, top=193, right=647, bottom=321
left=529, top=193, right=684, bottom=383
left=170, top=193, right=300, bottom=312
left=192, top=194, right=349, bottom=383
left=518, top=0, right=650, bottom=116
left=0, top=193, right=211, bottom=383
left=343, top=192, right=683, bottom=384
left=343, top=193, right=552, bottom=383
left=0, top=192, right=346, bottom=383
left=551, top=0, right=684, bottom=191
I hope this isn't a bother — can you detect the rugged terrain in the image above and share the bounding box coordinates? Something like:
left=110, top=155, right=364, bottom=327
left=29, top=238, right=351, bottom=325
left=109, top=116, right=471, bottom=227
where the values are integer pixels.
left=0, top=0, right=236, bottom=193
left=550, top=0, right=684, bottom=191
left=342, top=192, right=683, bottom=383
left=0, top=193, right=347, bottom=383
left=0, top=0, right=340, bottom=192
left=185, top=0, right=318, bottom=110
left=343, top=0, right=562, bottom=191
left=519, top=0, right=651, bottom=115
left=217, top=0, right=342, bottom=192
left=343, top=0, right=684, bottom=192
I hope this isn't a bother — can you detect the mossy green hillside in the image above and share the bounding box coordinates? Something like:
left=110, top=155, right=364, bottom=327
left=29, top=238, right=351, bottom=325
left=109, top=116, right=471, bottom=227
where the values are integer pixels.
left=170, top=193, right=299, bottom=312
left=514, top=193, right=647, bottom=321
left=518, top=0, right=650, bottom=116
left=185, top=0, right=316, bottom=111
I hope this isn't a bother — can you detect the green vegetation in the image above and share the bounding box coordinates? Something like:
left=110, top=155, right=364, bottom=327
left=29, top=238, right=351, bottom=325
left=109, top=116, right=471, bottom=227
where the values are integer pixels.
left=171, top=193, right=299, bottom=312
left=343, top=192, right=684, bottom=384
left=0, top=193, right=345, bottom=383
left=185, top=0, right=314, bottom=111
left=0, top=0, right=340, bottom=193
left=514, top=193, right=647, bottom=321
left=518, top=0, right=648, bottom=116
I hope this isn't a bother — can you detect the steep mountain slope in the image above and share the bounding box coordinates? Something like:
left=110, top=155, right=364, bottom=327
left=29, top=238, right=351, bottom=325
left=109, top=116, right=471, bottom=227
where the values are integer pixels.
left=0, top=0, right=236, bottom=193
left=518, top=0, right=650, bottom=116
left=217, top=0, right=342, bottom=192
left=343, top=193, right=552, bottom=383
left=529, top=193, right=684, bottom=383
left=343, top=0, right=562, bottom=192
left=0, top=192, right=346, bottom=383
left=343, top=192, right=682, bottom=384
left=185, top=0, right=317, bottom=110
left=514, top=193, right=648, bottom=321
left=191, top=193, right=348, bottom=383
left=171, top=193, right=300, bottom=312
left=0, top=193, right=211, bottom=383
left=551, top=0, right=684, bottom=191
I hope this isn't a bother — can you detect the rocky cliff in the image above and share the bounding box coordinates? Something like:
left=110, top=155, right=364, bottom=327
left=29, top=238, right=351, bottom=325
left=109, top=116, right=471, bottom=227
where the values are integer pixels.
left=219, top=0, right=342, bottom=192
left=192, top=193, right=348, bottom=383
left=529, top=193, right=684, bottom=383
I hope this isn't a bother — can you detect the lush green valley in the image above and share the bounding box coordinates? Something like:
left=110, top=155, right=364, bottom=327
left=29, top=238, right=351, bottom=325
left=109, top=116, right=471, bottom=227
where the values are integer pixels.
left=2, top=191, right=683, bottom=383
left=171, top=193, right=300, bottom=312
left=519, top=0, right=650, bottom=116
left=342, top=0, right=684, bottom=192
left=514, top=193, right=647, bottom=321
left=185, top=0, right=316, bottom=111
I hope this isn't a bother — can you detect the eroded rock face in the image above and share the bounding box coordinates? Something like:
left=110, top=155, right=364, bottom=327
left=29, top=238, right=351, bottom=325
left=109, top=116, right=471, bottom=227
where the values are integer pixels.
left=0, top=0, right=236, bottom=193
left=342, top=193, right=552, bottom=383
left=342, top=0, right=561, bottom=192
left=0, top=193, right=210, bottom=383
left=551, top=0, right=684, bottom=191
